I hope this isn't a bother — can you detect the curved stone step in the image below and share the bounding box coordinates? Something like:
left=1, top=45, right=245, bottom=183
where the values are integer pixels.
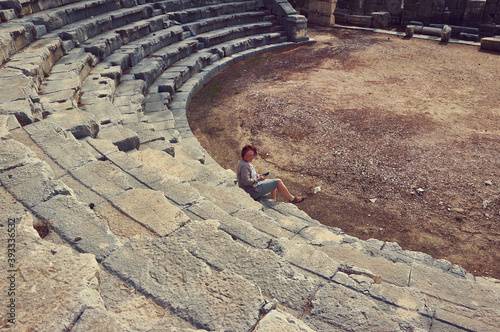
left=5, top=114, right=500, bottom=332
left=168, top=2, right=259, bottom=25
left=19, top=0, right=122, bottom=32
left=195, top=21, right=273, bottom=47
left=0, top=21, right=37, bottom=62
left=0, top=137, right=122, bottom=261
left=5, top=1, right=498, bottom=331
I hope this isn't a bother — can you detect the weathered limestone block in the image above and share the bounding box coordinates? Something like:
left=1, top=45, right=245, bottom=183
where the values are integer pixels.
left=0, top=114, right=19, bottom=139
left=5, top=38, right=64, bottom=85
left=102, top=235, right=264, bottom=331
left=0, top=8, right=17, bottom=22
left=33, top=194, right=122, bottom=261
left=111, top=189, right=190, bottom=236
left=0, top=69, right=38, bottom=103
left=82, top=100, right=123, bottom=125
left=46, top=108, right=99, bottom=139
left=97, top=125, right=140, bottom=152
left=432, top=304, right=500, bottom=332
left=122, top=119, right=163, bottom=145
left=271, top=237, right=341, bottom=279
left=319, top=243, right=411, bottom=287
left=50, top=48, right=97, bottom=82
left=304, top=282, right=423, bottom=331
left=166, top=220, right=321, bottom=311
left=114, top=96, right=144, bottom=115
left=130, top=148, right=196, bottom=182
left=105, top=151, right=142, bottom=171
left=0, top=214, right=114, bottom=331
left=71, top=308, right=124, bottom=332
left=409, top=263, right=500, bottom=328
left=190, top=181, right=262, bottom=214
left=40, top=71, right=81, bottom=94
left=149, top=177, right=203, bottom=206
left=25, top=121, right=97, bottom=170
left=299, top=226, right=343, bottom=245
left=79, top=80, right=116, bottom=105
left=262, top=199, right=320, bottom=225
left=91, top=62, right=122, bottom=81
left=97, top=269, right=203, bottom=331
left=81, top=73, right=117, bottom=94
left=186, top=199, right=273, bottom=248
left=253, top=309, right=315, bottom=331
left=367, top=282, right=427, bottom=312
left=0, top=139, right=38, bottom=171
left=38, top=89, right=78, bottom=111
left=0, top=98, right=35, bottom=125
left=71, top=160, right=133, bottom=199
left=114, top=78, right=147, bottom=97
left=0, top=160, right=72, bottom=208
left=180, top=159, right=234, bottom=186
left=85, top=137, right=120, bottom=156
left=83, top=32, right=123, bottom=60
left=264, top=211, right=315, bottom=233
left=0, top=23, right=36, bottom=63
left=231, top=209, right=296, bottom=238
left=130, top=58, right=164, bottom=85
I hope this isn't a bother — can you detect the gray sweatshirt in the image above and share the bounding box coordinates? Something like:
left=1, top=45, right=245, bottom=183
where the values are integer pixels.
left=236, top=159, right=259, bottom=196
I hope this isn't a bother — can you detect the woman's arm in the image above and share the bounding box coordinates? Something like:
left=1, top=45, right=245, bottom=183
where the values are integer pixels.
left=239, top=164, right=259, bottom=186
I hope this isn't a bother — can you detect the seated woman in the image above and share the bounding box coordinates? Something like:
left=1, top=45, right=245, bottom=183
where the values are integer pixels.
left=236, top=145, right=305, bottom=203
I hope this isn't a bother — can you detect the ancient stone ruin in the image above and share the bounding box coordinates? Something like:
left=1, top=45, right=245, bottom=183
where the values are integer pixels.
left=0, top=0, right=499, bottom=330
left=305, top=0, right=500, bottom=49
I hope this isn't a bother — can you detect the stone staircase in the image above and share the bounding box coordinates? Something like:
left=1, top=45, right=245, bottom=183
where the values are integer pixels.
left=0, top=0, right=499, bottom=331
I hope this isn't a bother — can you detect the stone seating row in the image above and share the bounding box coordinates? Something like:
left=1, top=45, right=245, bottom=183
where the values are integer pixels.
left=2, top=91, right=500, bottom=330
left=0, top=0, right=258, bottom=62
left=2, top=121, right=499, bottom=330
left=22, top=0, right=281, bottom=146
left=65, top=8, right=287, bottom=154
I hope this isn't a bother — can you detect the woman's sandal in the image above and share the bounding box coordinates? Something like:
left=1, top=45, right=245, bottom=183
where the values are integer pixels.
left=289, top=196, right=305, bottom=204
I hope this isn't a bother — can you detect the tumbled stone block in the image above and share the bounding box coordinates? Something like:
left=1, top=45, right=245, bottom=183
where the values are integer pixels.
left=372, top=11, right=390, bottom=28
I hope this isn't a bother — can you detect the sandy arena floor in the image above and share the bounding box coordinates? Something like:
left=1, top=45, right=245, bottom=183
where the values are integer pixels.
left=187, top=26, right=500, bottom=279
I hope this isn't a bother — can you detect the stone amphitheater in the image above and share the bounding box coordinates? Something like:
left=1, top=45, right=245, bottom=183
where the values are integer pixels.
left=0, top=0, right=499, bottom=331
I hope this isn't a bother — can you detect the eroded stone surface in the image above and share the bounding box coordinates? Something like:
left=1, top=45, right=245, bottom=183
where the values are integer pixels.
left=102, top=235, right=263, bottom=331
left=0, top=214, right=114, bottom=331
left=111, top=188, right=190, bottom=236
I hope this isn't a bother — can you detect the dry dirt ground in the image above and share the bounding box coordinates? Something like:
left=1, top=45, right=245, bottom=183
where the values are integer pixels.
left=187, top=26, right=500, bottom=279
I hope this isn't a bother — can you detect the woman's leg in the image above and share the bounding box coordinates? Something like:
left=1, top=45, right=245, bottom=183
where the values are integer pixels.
left=253, top=179, right=279, bottom=200
left=276, top=179, right=293, bottom=201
